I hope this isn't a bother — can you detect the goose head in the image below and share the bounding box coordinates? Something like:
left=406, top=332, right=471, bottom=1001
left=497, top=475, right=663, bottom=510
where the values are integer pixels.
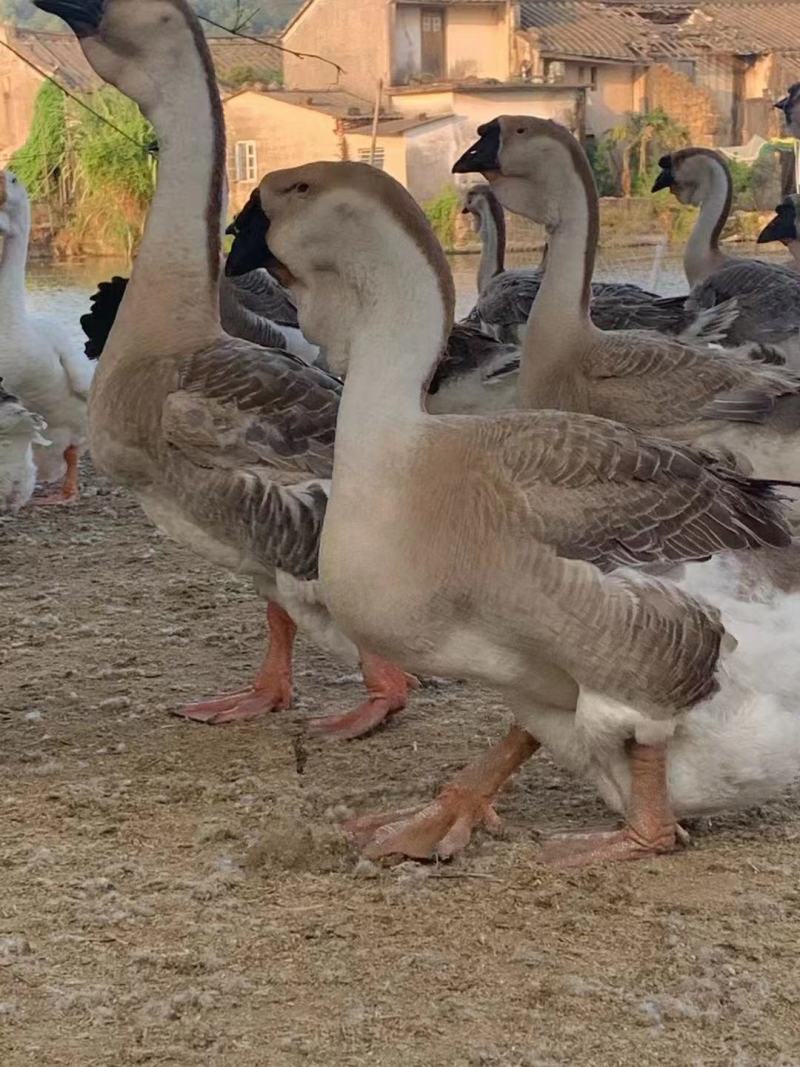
left=33, top=0, right=214, bottom=123
left=0, top=170, right=29, bottom=236
left=452, top=115, right=594, bottom=230
left=651, top=148, right=728, bottom=207
left=461, top=183, right=501, bottom=236
left=757, top=193, right=800, bottom=252
left=775, top=83, right=800, bottom=137
left=226, top=161, right=455, bottom=377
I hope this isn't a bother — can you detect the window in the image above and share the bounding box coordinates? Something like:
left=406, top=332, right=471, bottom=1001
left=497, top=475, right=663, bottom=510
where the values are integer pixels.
left=421, top=12, right=442, bottom=32
left=234, top=140, right=258, bottom=182
left=543, top=59, right=565, bottom=84
left=589, top=65, right=598, bottom=91
left=358, top=146, right=386, bottom=170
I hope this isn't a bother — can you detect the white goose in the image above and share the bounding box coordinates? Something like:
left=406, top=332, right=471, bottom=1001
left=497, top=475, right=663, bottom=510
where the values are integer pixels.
left=0, top=169, right=94, bottom=503
left=254, top=158, right=800, bottom=867
left=452, top=119, right=800, bottom=508
left=0, top=378, right=49, bottom=513
left=757, top=194, right=800, bottom=270
left=652, top=148, right=800, bottom=367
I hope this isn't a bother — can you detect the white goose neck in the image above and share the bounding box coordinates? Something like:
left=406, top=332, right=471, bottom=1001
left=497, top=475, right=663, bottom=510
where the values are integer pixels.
left=327, top=238, right=450, bottom=477
left=0, top=201, right=31, bottom=317
left=101, top=34, right=225, bottom=362
left=684, top=161, right=731, bottom=287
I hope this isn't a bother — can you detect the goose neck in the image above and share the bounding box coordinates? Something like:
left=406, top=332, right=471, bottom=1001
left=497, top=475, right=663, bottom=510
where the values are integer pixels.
left=0, top=205, right=31, bottom=316
left=519, top=167, right=596, bottom=401
left=477, top=198, right=506, bottom=293
left=101, top=32, right=225, bottom=361
left=684, top=162, right=731, bottom=286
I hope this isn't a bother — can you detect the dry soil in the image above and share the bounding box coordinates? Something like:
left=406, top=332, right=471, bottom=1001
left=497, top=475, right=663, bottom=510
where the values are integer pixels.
left=2, top=465, right=799, bottom=1067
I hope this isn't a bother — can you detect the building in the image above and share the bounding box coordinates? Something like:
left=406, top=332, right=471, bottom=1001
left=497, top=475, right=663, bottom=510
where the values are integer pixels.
left=515, top=1, right=800, bottom=144
left=282, top=0, right=800, bottom=147
left=223, top=87, right=462, bottom=208
left=0, top=23, right=282, bottom=164
left=281, top=0, right=585, bottom=194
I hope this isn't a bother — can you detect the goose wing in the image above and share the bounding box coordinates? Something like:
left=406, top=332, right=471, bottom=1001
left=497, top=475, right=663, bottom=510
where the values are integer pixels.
left=585, top=332, right=800, bottom=429
left=225, top=269, right=299, bottom=328
left=161, top=337, right=340, bottom=580
left=687, top=260, right=800, bottom=345
left=482, top=409, right=792, bottom=570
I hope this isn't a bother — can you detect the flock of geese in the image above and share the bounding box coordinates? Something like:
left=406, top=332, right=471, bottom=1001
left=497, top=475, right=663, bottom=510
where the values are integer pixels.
left=2, top=0, right=800, bottom=867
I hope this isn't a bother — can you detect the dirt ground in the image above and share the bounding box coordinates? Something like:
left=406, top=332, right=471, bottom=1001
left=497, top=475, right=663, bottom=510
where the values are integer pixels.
left=2, top=464, right=800, bottom=1067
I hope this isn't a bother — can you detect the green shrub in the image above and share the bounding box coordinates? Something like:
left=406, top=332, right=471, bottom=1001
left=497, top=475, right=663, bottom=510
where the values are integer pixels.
left=424, top=186, right=460, bottom=250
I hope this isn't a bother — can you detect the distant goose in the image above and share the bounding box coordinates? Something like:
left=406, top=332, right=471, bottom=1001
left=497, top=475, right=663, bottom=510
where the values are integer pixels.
left=453, top=118, right=800, bottom=505
left=460, top=182, right=738, bottom=347
left=757, top=193, right=800, bottom=269
left=0, top=169, right=94, bottom=502
left=653, top=148, right=800, bottom=367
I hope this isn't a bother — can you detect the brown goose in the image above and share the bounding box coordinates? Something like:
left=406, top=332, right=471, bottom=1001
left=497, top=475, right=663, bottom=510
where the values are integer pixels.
left=247, top=158, right=797, bottom=866
left=460, top=181, right=738, bottom=347
left=652, top=147, right=800, bottom=366
left=453, top=118, right=800, bottom=508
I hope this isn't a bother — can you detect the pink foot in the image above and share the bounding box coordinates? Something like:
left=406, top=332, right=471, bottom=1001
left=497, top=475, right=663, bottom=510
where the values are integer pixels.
left=344, top=785, right=504, bottom=861
left=30, top=490, right=78, bottom=506
left=308, top=695, right=406, bottom=740
left=32, top=444, right=79, bottom=505
left=540, top=823, right=687, bottom=868
left=174, top=678, right=292, bottom=725
left=308, top=651, right=415, bottom=740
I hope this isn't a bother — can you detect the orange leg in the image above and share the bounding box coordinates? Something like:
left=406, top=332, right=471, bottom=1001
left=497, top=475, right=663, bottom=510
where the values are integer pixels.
left=308, top=650, right=417, bottom=740
left=175, top=601, right=297, bottom=724
left=345, top=726, right=540, bottom=859
left=541, top=741, right=683, bottom=867
left=31, top=444, right=80, bottom=506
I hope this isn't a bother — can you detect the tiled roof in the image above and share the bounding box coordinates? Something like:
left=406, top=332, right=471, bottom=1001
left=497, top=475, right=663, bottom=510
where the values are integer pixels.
left=0, top=25, right=281, bottom=91
left=229, top=87, right=381, bottom=118
left=518, top=1, right=800, bottom=60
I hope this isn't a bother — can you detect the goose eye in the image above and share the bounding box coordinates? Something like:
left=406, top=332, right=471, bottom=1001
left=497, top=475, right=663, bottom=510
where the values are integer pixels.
left=516, top=127, right=526, bottom=134
left=296, top=182, right=310, bottom=194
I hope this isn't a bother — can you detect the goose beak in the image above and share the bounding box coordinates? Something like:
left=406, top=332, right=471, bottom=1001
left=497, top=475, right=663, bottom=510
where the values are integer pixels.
left=225, top=191, right=296, bottom=286
left=33, top=0, right=104, bottom=35
left=452, top=121, right=501, bottom=176
left=757, top=210, right=797, bottom=245
left=651, top=165, right=673, bottom=194
left=225, top=192, right=272, bottom=277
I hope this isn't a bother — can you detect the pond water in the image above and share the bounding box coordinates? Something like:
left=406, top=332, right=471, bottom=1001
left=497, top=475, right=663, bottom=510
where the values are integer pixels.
left=25, top=244, right=790, bottom=339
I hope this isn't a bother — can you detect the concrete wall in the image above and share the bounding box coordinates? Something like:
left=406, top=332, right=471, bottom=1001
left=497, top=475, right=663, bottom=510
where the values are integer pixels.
left=446, top=5, right=509, bottom=82
left=343, top=129, right=409, bottom=188
left=283, top=0, right=391, bottom=99
left=404, top=118, right=463, bottom=200
left=390, top=89, right=457, bottom=117
left=645, top=63, right=720, bottom=145
left=0, top=28, right=43, bottom=165
left=223, top=92, right=342, bottom=210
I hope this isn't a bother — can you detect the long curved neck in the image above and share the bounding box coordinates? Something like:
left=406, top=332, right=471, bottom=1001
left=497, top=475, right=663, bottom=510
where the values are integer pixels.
left=101, top=26, right=225, bottom=363
left=0, top=201, right=31, bottom=318
left=476, top=197, right=506, bottom=292
left=684, top=161, right=732, bottom=286
left=519, top=156, right=597, bottom=405
left=329, top=236, right=451, bottom=482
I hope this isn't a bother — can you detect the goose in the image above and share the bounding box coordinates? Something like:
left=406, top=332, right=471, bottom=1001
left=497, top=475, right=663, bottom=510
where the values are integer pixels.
left=0, top=169, right=94, bottom=503
left=460, top=181, right=739, bottom=348
left=0, top=378, right=50, bottom=513
left=452, top=118, right=800, bottom=511
left=244, top=156, right=800, bottom=866
left=36, top=0, right=514, bottom=743
left=775, top=82, right=800, bottom=137
left=82, top=271, right=522, bottom=418
left=652, top=148, right=800, bottom=366
left=757, top=194, right=800, bottom=269
left=82, top=270, right=322, bottom=363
